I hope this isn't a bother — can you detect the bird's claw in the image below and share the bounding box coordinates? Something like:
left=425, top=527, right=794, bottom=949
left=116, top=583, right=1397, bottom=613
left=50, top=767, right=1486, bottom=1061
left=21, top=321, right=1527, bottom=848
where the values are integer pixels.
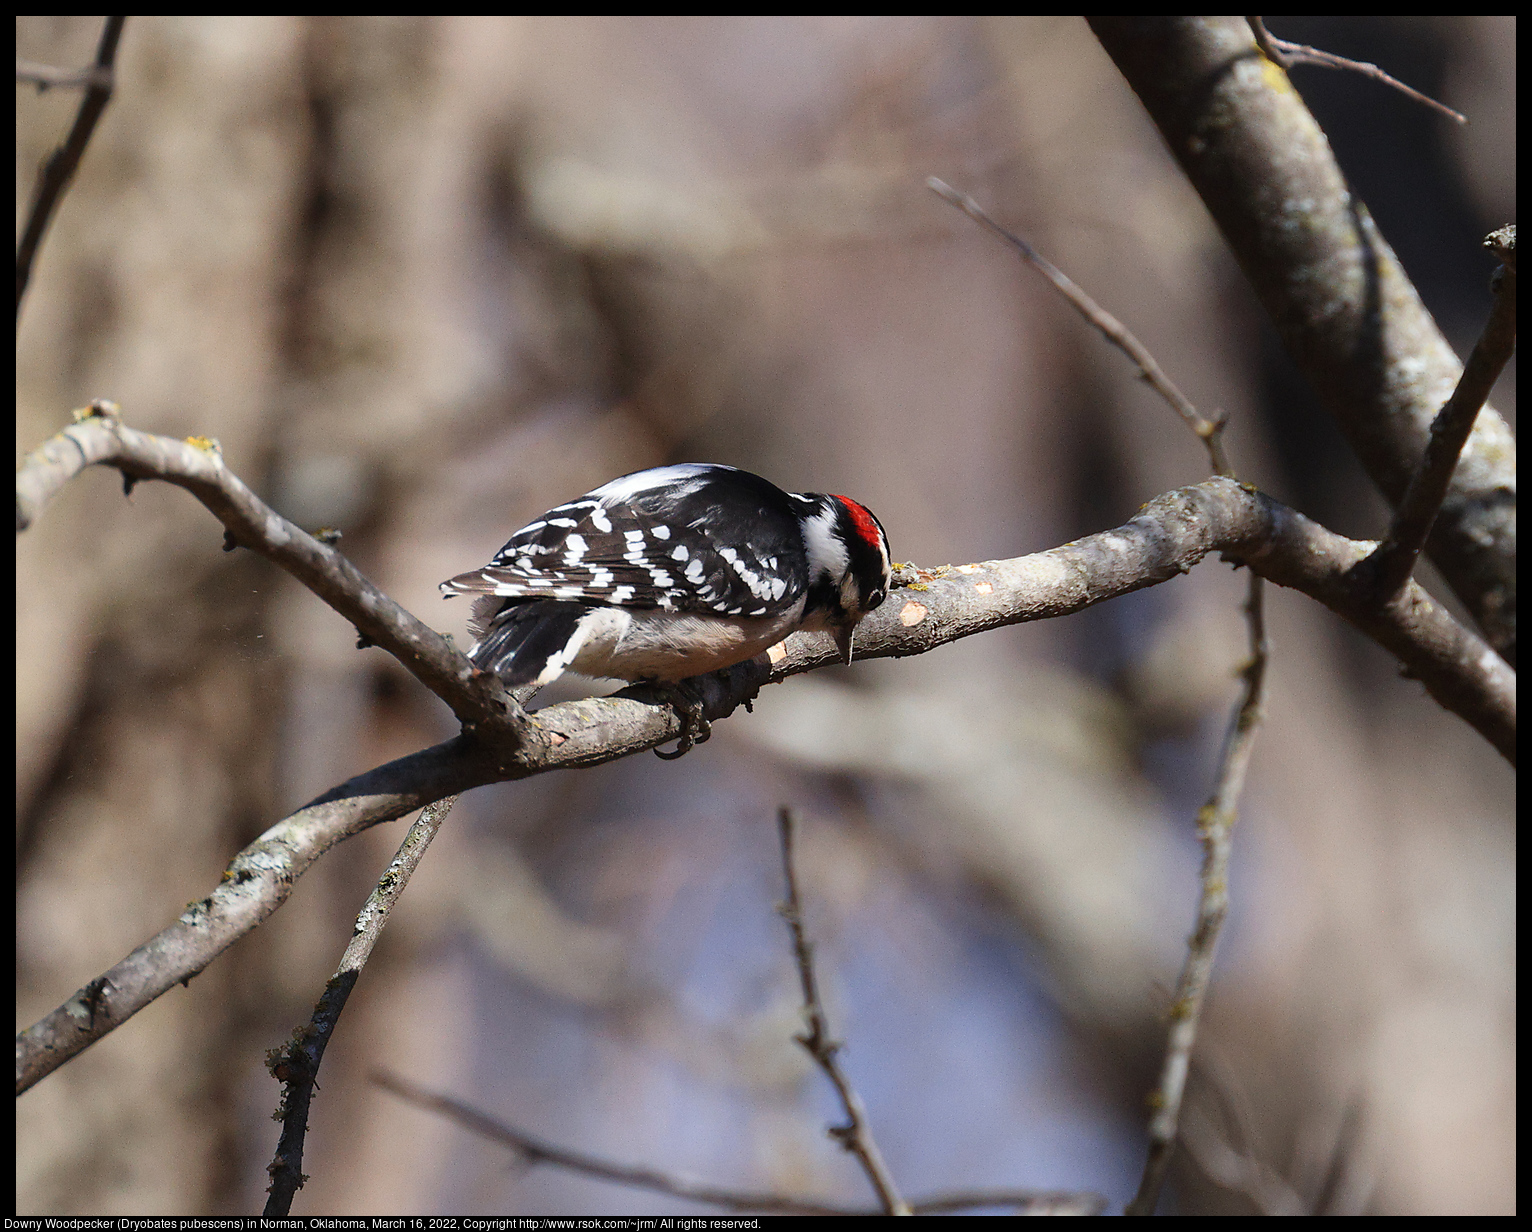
left=655, top=686, right=711, bottom=760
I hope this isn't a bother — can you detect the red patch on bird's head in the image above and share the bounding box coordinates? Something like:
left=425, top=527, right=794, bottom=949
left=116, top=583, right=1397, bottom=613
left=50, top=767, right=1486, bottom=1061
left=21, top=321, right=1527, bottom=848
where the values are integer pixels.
left=833, top=495, right=884, bottom=548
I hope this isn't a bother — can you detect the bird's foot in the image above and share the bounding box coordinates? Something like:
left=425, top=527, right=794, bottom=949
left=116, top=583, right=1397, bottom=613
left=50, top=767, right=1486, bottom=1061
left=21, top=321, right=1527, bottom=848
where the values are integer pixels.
left=654, top=680, right=711, bottom=760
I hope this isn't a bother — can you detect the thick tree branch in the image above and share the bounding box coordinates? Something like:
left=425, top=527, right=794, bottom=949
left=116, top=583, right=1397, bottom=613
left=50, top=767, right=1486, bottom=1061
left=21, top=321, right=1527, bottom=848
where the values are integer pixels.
left=1088, top=16, right=1517, bottom=667
left=852, top=483, right=1511, bottom=762
left=21, top=411, right=1509, bottom=764
left=16, top=740, right=494, bottom=1095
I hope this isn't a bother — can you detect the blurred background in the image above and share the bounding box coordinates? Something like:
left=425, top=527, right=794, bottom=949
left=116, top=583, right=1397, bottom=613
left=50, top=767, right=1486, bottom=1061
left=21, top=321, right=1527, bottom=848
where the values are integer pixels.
left=16, top=16, right=1514, bottom=1216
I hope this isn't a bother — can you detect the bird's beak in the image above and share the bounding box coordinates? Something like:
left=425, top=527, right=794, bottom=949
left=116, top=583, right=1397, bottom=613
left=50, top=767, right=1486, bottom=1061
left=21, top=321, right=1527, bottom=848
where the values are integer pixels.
left=834, top=625, right=855, bottom=665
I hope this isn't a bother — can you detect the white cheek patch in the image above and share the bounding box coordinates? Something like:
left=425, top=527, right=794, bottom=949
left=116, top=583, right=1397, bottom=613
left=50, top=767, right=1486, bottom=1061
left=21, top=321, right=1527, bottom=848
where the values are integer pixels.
left=799, top=505, right=851, bottom=581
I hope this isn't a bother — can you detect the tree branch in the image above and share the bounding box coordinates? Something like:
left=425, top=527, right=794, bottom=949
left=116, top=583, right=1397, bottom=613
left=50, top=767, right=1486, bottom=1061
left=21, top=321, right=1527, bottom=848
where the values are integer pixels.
left=373, top=1072, right=1105, bottom=1215
left=16, top=16, right=127, bottom=324
left=1088, top=16, right=1516, bottom=667
left=1361, top=230, right=1517, bottom=598
left=16, top=739, right=492, bottom=1095
left=16, top=59, right=116, bottom=91
left=927, top=177, right=1232, bottom=477
left=777, top=807, right=909, bottom=1215
left=1246, top=17, right=1467, bottom=125
left=264, top=795, right=457, bottom=1216
left=1129, top=574, right=1270, bottom=1215
left=16, top=403, right=527, bottom=741
left=15, top=414, right=1513, bottom=1095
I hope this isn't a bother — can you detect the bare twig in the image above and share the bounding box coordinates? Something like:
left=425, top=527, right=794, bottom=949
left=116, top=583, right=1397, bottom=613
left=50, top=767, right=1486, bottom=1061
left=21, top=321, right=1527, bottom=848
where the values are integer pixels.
left=373, top=1072, right=1105, bottom=1214
left=776, top=808, right=910, bottom=1215
left=1360, top=229, right=1517, bottom=599
left=16, top=59, right=115, bottom=90
left=929, top=165, right=1283, bottom=1214
left=1179, top=1101, right=1307, bottom=1216
left=1247, top=17, right=1468, bottom=125
left=16, top=16, right=128, bottom=325
left=1175, top=1059, right=1373, bottom=1215
left=927, top=177, right=1233, bottom=477
left=930, top=174, right=1266, bottom=1211
left=264, top=796, right=457, bottom=1216
left=1127, top=575, right=1270, bottom=1215
left=375, top=1071, right=854, bottom=1214
left=913, top=1190, right=1106, bottom=1215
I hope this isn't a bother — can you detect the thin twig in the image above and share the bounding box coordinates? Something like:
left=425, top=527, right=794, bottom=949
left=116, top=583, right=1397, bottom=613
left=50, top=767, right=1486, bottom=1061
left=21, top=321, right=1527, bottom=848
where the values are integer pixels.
left=1247, top=17, right=1468, bottom=125
left=16, top=16, right=128, bottom=326
left=777, top=807, right=911, bottom=1215
left=1359, top=228, right=1517, bottom=599
left=16, top=59, right=115, bottom=90
left=931, top=175, right=1271, bottom=1208
left=373, top=1072, right=1105, bottom=1214
left=374, top=1072, right=850, bottom=1214
left=1178, top=1100, right=1307, bottom=1216
left=1127, top=574, right=1269, bottom=1215
left=927, top=176, right=1233, bottom=477
left=264, top=795, right=457, bottom=1216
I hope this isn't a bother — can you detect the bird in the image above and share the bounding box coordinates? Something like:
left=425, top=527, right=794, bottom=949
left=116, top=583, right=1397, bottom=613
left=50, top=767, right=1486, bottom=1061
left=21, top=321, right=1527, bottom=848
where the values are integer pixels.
left=441, top=463, right=892, bottom=756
